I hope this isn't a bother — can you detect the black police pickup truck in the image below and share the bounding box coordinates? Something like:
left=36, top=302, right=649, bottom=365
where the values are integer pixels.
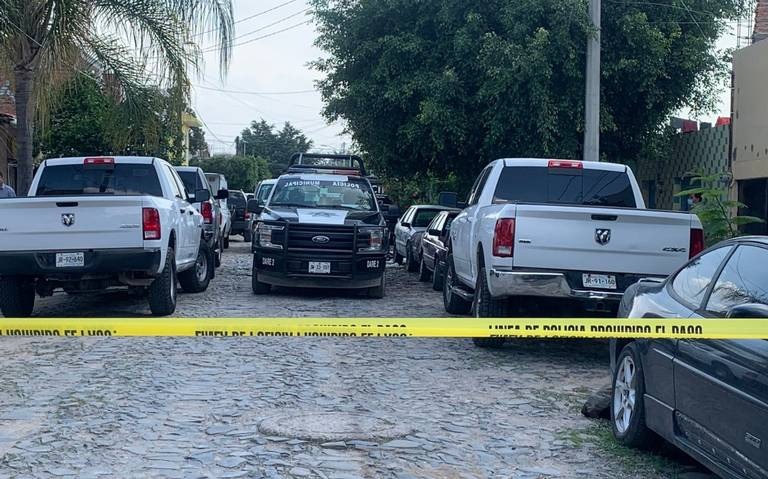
left=247, top=154, right=388, bottom=298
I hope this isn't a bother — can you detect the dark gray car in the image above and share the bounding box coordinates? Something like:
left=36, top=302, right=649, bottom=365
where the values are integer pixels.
left=610, top=236, right=768, bottom=479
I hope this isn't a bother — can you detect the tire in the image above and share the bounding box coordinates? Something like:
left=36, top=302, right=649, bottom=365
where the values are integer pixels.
left=243, top=228, right=252, bottom=243
left=178, top=242, right=212, bottom=293
left=443, top=253, right=471, bottom=315
left=251, top=255, right=271, bottom=294
left=417, top=257, right=431, bottom=282
left=472, top=267, right=508, bottom=348
left=393, top=249, right=403, bottom=265
left=224, top=234, right=230, bottom=249
left=405, top=242, right=418, bottom=273
left=148, top=248, right=177, bottom=316
left=0, top=277, right=35, bottom=317
left=432, top=255, right=445, bottom=291
left=611, top=343, right=655, bottom=448
left=368, top=275, right=385, bottom=299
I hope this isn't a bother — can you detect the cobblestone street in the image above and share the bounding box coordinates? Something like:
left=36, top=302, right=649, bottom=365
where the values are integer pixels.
left=0, top=241, right=705, bottom=478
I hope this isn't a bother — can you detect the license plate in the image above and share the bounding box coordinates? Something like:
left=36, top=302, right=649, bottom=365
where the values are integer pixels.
left=583, top=273, right=617, bottom=290
left=308, top=262, right=331, bottom=274
left=56, top=252, right=85, bottom=268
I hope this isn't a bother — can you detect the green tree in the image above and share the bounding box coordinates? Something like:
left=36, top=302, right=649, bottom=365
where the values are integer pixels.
left=237, top=119, right=313, bottom=176
left=0, top=0, right=234, bottom=194
left=191, top=155, right=270, bottom=193
left=677, top=172, right=764, bottom=245
left=311, top=0, right=739, bottom=192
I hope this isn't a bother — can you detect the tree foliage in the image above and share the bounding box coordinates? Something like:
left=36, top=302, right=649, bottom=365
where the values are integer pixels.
left=0, top=0, right=234, bottom=193
left=311, top=0, right=740, bottom=194
left=236, top=120, right=313, bottom=177
left=191, top=155, right=271, bottom=193
left=677, top=172, right=764, bottom=245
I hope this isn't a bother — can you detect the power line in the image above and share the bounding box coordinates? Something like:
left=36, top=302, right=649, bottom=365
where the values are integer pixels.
left=204, top=8, right=311, bottom=50
left=202, top=20, right=312, bottom=53
left=194, top=0, right=299, bottom=38
left=193, top=85, right=317, bottom=95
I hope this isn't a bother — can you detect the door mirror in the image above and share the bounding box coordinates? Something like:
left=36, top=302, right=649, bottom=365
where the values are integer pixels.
left=401, top=222, right=411, bottom=228
left=726, top=303, right=768, bottom=318
left=428, top=228, right=441, bottom=236
left=438, top=191, right=458, bottom=208
left=193, top=189, right=211, bottom=203
left=247, top=199, right=264, bottom=215
left=215, top=189, right=229, bottom=200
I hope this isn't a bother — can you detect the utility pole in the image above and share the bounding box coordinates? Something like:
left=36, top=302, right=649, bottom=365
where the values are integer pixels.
left=584, top=0, right=601, bottom=162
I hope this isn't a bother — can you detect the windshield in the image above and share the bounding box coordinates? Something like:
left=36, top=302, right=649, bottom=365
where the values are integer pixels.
left=256, top=183, right=273, bottom=205
left=270, top=177, right=377, bottom=211
left=36, top=164, right=163, bottom=197
left=493, top=166, right=637, bottom=208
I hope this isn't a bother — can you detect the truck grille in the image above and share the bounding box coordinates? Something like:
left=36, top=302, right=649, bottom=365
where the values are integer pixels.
left=286, top=224, right=368, bottom=253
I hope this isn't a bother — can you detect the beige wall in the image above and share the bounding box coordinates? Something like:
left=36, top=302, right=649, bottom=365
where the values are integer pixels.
left=732, top=40, right=768, bottom=180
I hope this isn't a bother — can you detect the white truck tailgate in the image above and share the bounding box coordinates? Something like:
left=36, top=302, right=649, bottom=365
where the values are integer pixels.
left=512, top=205, right=693, bottom=275
left=0, top=197, right=145, bottom=251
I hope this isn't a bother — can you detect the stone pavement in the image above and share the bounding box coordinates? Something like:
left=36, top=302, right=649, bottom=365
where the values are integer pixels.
left=0, top=240, right=700, bottom=478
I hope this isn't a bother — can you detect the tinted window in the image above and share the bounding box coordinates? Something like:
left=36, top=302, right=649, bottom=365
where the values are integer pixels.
left=469, top=166, right=492, bottom=206
left=706, top=246, right=768, bottom=315
left=671, top=247, right=732, bottom=308
left=493, top=166, right=637, bottom=207
left=413, top=209, right=442, bottom=227
left=178, top=170, right=203, bottom=195
left=165, top=165, right=183, bottom=198
left=257, top=184, right=273, bottom=205
left=229, top=191, right=246, bottom=207
left=36, top=164, right=163, bottom=197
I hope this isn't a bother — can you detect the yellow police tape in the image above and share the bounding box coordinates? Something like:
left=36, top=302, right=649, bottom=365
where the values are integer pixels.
left=0, top=317, right=766, bottom=339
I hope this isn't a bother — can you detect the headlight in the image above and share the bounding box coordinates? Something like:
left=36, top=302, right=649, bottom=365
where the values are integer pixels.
left=359, top=227, right=385, bottom=252
left=256, top=223, right=284, bottom=249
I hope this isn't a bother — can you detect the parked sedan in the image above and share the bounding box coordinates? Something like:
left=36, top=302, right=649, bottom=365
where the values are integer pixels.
left=610, top=236, right=768, bottom=479
left=394, top=205, right=456, bottom=272
left=418, top=210, right=459, bottom=290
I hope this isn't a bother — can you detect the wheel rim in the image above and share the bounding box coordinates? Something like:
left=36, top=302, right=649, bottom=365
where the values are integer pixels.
left=613, top=355, right=637, bottom=434
left=195, top=251, right=208, bottom=282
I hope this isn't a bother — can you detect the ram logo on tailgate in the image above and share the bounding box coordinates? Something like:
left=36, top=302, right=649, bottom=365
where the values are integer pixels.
left=61, top=213, right=76, bottom=227
left=595, top=228, right=611, bottom=246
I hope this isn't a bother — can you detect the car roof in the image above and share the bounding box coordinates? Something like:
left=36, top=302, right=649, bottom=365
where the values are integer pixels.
left=723, top=236, right=768, bottom=246
left=277, top=173, right=368, bottom=182
left=259, top=179, right=277, bottom=185
left=175, top=166, right=201, bottom=172
left=409, top=205, right=459, bottom=211
left=497, top=158, right=627, bottom=172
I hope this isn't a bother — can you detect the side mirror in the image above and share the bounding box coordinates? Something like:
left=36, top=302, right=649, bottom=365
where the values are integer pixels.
left=401, top=222, right=411, bottom=228
left=726, top=303, right=768, bottom=318
left=216, top=189, right=229, bottom=200
left=456, top=201, right=467, bottom=209
left=247, top=199, right=264, bottom=215
left=193, top=189, right=210, bottom=203
left=438, top=191, right=459, bottom=208
left=428, top=228, right=441, bottom=236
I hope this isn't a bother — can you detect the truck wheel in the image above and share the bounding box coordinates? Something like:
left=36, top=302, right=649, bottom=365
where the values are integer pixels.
left=432, top=256, right=445, bottom=291
left=0, top=277, right=35, bottom=317
left=178, top=243, right=212, bottom=293
left=243, top=227, right=252, bottom=242
left=418, top=257, right=431, bottom=282
left=368, top=275, right=386, bottom=299
left=393, top=249, right=403, bottom=265
left=251, top=256, right=271, bottom=294
left=443, top=254, right=471, bottom=315
left=472, top=267, right=507, bottom=348
left=224, top=234, right=230, bottom=249
left=405, top=242, right=419, bottom=273
left=148, top=248, right=177, bottom=316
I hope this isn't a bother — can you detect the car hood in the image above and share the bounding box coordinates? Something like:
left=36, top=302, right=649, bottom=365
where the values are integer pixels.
left=261, top=207, right=383, bottom=226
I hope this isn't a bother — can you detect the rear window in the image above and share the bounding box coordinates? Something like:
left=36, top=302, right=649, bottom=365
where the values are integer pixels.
left=177, top=170, right=204, bottom=195
left=36, top=164, right=163, bottom=197
left=229, top=191, right=246, bottom=206
left=493, top=166, right=637, bottom=208
left=413, top=209, right=442, bottom=227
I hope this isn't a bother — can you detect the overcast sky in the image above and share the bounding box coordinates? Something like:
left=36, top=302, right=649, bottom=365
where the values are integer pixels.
left=192, top=0, right=744, bottom=156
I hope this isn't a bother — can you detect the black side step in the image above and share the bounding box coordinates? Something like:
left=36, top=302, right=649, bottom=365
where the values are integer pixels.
left=451, top=284, right=474, bottom=302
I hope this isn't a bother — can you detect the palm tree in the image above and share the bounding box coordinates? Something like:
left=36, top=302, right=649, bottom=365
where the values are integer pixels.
left=0, top=0, right=234, bottom=194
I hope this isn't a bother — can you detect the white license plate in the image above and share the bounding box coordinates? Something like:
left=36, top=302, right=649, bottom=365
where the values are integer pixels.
left=308, top=262, right=331, bottom=274
left=56, top=252, right=85, bottom=268
left=583, top=273, right=617, bottom=290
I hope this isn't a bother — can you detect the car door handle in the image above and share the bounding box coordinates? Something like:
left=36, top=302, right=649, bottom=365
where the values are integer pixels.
left=180, top=208, right=186, bottom=213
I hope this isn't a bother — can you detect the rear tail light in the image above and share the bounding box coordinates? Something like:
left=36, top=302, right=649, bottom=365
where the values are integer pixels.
left=689, top=228, right=704, bottom=258
left=201, top=202, right=213, bottom=224
left=245, top=212, right=251, bottom=221
left=142, top=208, right=161, bottom=240
left=548, top=160, right=583, bottom=169
left=493, top=218, right=516, bottom=257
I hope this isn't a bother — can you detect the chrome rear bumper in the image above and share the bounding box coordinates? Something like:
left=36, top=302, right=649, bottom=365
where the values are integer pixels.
left=487, top=268, right=627, bottom=301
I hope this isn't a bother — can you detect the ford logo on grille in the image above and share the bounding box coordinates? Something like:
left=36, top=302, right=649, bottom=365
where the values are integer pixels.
left=312, top=235, right=331, bottom=244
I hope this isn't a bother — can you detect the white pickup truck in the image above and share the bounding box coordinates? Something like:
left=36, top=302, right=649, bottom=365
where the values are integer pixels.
left=443, top=158, right=703, bottom=344
left=0, top=156, right=214, bottom=317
